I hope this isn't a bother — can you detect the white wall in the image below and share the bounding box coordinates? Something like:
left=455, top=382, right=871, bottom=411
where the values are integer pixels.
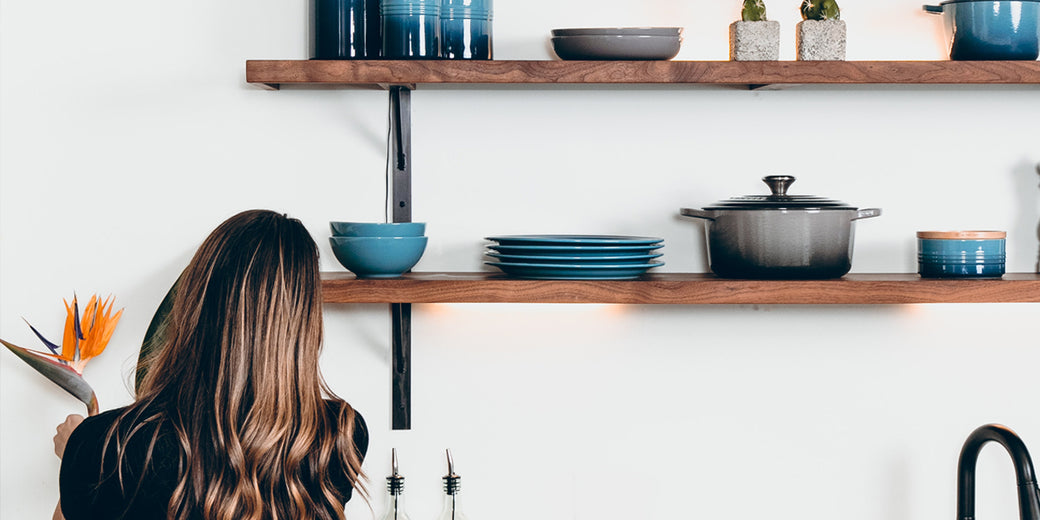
left=2, top=0, right=1039, bottom=519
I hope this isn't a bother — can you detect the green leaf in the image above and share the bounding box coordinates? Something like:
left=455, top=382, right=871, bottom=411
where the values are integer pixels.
left=1, top=338, right=98, bottom=415
left=136, top=276, right=180, bottom=391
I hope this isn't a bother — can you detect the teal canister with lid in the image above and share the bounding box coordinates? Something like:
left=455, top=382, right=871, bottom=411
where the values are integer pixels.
left=381, top=0, right=441, bottom=58
left=440, top=0, right=493, bottom=59
left=916, top=230, right=1006, bottom=278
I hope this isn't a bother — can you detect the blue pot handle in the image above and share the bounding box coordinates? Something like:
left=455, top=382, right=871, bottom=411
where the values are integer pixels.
left=922, top=5, right=943, bottom=14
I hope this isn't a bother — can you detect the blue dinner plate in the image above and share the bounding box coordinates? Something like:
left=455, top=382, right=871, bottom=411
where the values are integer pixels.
left=488, top=244, right=664, bottom=256
left=486, top=235, right=664, bottom=246
left=485, top=252, right=663, bottom=264
left=485, top=261, right=664, bottom=280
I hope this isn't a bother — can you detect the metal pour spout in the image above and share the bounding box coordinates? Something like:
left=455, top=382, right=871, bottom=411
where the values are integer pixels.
left=443, top=449, right=462, bottom=495
left=387, top=448, right=405, bottom=495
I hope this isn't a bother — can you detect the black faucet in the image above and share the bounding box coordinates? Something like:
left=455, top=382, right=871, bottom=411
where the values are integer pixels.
left=957, top=424, right=1040, bottom=520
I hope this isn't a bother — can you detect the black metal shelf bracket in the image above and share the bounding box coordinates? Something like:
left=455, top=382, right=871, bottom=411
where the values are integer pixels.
left=389, top=86, right=412, bottom=430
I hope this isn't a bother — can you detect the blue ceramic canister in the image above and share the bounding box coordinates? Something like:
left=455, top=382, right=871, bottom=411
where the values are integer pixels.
left=919, top=261, right=1007, bottom=278
left=381, top=0, right=441, bottom=58
left=917, top=231, right=1007, bottom=278
left=440, top=0, right=493, bottom=59
left=311, top=0, right=382, bottom=59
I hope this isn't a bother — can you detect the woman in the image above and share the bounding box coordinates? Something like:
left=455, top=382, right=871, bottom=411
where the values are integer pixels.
left=54, top=209, right=369, bottom=520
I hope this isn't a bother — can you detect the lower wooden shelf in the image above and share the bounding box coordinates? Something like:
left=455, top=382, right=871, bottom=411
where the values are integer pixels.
left=320, top=272, right=1040, bottom=304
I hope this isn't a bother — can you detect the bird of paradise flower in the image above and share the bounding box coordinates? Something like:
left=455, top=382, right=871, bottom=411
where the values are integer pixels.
left=1, top=294, right=123, bottom=416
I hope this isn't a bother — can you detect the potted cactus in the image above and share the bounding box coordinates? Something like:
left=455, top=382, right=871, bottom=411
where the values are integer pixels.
left=797, top=0, right=845, bottom=60
left=729, top=0, right=780, bottom=61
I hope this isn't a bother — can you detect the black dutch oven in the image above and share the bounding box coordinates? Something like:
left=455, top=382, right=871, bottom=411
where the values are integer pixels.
left=679, top=176, right=881, bottom=279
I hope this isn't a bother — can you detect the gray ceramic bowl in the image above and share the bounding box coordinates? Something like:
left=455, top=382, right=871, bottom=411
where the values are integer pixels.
left=329, top=221, right=426, bottom=237
left=551, top=35, right=682, bottom=60
left=551, top=27, right=683, bottom=37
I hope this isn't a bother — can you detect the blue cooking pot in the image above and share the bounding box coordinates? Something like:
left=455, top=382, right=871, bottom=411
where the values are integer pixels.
left=923, top=0, right=1040, bottom=60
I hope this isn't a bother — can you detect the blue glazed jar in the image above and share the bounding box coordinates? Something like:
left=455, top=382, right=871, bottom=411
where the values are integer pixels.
left=917, top=231, right=1007, bottom=278
left=311, top=0, right=382, bottom=59
left=381, top=0, right=441, bottom=58
left=441, top=0, right=493, bottom=59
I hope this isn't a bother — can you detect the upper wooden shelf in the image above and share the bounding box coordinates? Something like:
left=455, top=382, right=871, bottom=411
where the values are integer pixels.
left=246, top=60, right=1040, bottom=89
left=320, top=272, right=1040, bottom=305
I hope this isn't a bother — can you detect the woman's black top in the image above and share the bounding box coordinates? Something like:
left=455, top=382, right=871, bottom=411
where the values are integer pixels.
left=59, top=402, right=368, bottom=520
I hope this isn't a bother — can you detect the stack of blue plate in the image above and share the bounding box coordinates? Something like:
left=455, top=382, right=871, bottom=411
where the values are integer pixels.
left=484, top=235, right=664, bottom=280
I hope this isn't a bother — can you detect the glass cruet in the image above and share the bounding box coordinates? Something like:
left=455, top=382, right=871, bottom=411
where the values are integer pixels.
left=434, top=449, right=468, bottom=520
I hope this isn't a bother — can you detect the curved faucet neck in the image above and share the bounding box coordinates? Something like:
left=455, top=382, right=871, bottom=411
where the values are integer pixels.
left=957, top=424, right=1040, bottom=520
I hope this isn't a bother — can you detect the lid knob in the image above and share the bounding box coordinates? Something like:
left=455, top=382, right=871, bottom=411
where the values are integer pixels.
left=762, top=175, right=796, bottom=196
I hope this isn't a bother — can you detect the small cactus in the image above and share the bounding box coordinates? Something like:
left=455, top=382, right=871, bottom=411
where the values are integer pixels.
left=741, top=0, right=768, bottom=21
left=800, top=0, right=840, bottom=20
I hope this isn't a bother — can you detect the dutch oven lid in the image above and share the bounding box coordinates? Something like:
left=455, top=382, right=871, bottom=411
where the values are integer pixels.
left=703, top=176, right=856, bottom=210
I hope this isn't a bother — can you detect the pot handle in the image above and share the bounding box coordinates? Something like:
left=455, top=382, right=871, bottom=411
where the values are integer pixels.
left=922, top=5, right=943, bottom=14
left=680, top=208, right=715, bottom=221
left=852, top=208, right=882, bottom=221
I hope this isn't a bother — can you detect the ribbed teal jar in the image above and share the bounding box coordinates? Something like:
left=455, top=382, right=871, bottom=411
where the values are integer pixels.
left=440, top=0, right=493, bottom=59
left=381, top=0, right=441, bottom=58
left=311, top=0, right=382, bottom=58
left=917, top=231, right=1006, bottom=278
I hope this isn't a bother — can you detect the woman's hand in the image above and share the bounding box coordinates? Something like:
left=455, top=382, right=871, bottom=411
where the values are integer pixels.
left=54, top=414, right=84, bottom=459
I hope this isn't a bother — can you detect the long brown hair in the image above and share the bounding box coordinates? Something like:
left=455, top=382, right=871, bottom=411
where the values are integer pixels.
left=111, top=209, right=367, bottom=520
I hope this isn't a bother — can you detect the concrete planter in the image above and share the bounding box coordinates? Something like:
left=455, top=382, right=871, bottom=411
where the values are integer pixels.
left=729, top=20, right=781, bottom=61
left=796, top=19, right=846, bottom=61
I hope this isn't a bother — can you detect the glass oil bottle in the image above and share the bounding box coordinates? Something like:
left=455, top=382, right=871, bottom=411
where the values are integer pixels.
left=378, top=449, right=411, bottom=520
left=435, top=449, right=468, bottom=520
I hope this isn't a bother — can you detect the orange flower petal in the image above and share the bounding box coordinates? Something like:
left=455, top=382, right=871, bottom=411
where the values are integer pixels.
left=80, top=298, right=122, bottom=362
left=94, top=308, right=123, bottom=357
left=61, top=298, right=77, bottom=362
left=82, top=294, right=99, bottom=335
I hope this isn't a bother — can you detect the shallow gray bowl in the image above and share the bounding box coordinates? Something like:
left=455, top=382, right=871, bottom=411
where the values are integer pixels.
left=551, top=27, right=683, bottom=37
left=551, top=35, right=682, bottom=60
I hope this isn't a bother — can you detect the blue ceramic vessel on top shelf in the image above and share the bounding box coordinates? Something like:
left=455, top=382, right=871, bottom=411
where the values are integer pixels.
left=311, top=0, right=382, bottom=59
left=923, top=0, right=1040, bottom=60
left=381, top=0, right=441, bottom=58
left=441, top=0, right=493, bottom=59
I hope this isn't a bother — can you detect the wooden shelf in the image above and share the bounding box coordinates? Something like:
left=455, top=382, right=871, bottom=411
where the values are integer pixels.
left=320, top=272, right=1040, bottom=304
left=259, top=60, right=1040, bottom=429
left=246, top=60, right=1040, bottom=89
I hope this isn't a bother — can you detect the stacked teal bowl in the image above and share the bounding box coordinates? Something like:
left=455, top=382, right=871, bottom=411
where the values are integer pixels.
left=329, top=221, right=428, bottom=278
left=917, top=231, right=1006, bottom=278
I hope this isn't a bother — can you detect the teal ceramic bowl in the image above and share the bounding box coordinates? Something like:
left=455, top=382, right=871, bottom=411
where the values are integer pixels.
left=329, top=222, right=426, bottom=237
left=329, top=236, right=428, bottom=278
